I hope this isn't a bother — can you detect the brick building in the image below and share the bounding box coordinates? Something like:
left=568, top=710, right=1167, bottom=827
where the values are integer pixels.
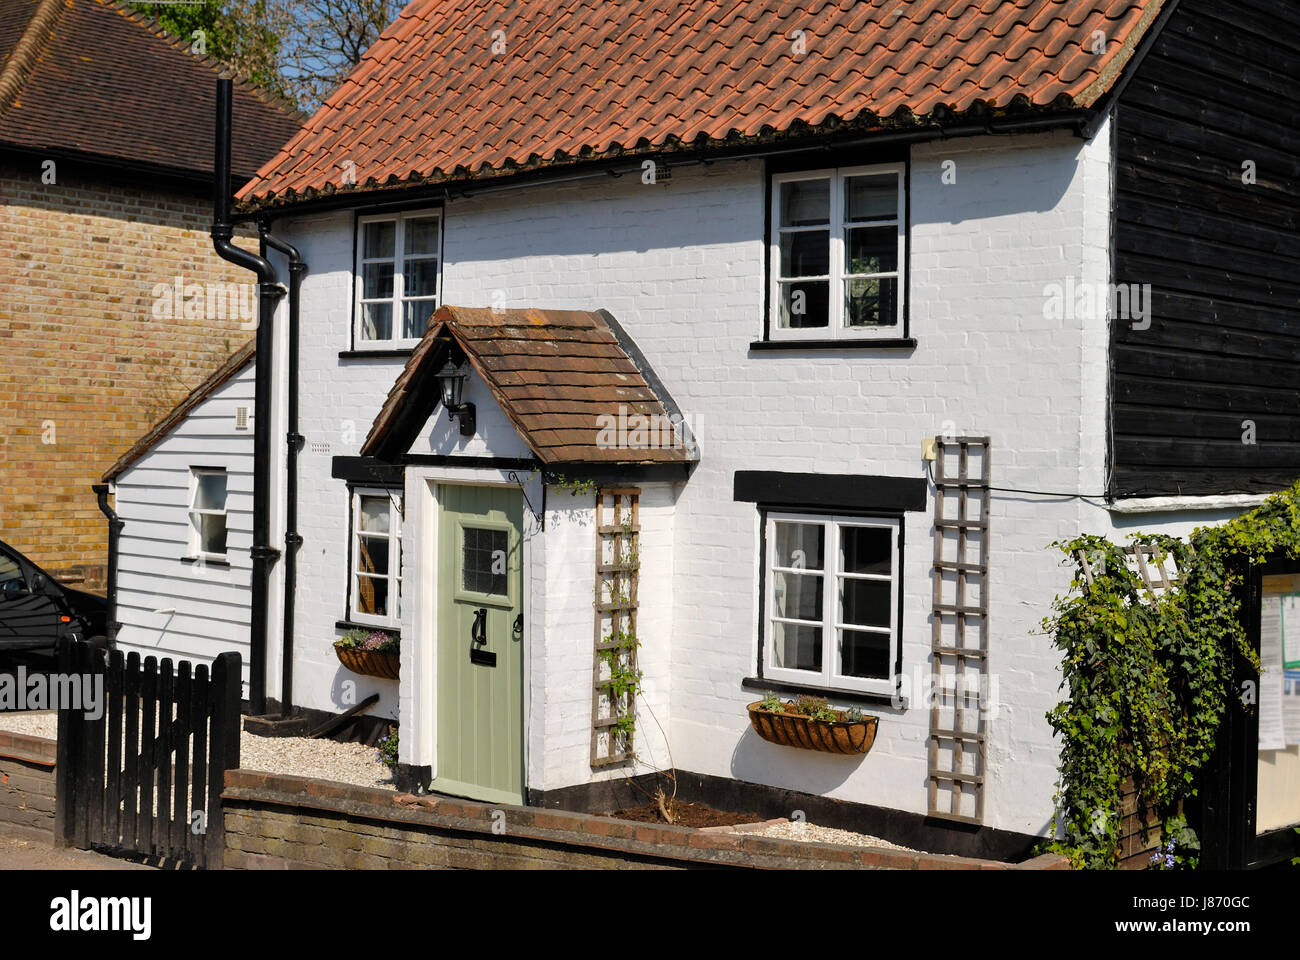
left=0, top=0, right=299, bottom=588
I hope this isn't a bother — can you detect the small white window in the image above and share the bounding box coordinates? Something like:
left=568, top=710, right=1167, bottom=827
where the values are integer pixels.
left=350, top=489, right=403, bottom=626
left=189, top=468, right=228, bottom=560
left=769, top=163, right=905, bottom=340
left=355, top=210, right=442, bottom=347
left=764, top=512, right=900, bottom=695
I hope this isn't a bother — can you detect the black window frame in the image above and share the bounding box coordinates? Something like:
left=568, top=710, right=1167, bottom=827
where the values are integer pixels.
left=756, top=145, right=914, bottom=351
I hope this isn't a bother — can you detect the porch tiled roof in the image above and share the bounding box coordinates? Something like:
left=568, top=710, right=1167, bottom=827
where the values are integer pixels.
left=239, top=0, right=1166, bottom=209
left=362, top=306, right=696, bottom=466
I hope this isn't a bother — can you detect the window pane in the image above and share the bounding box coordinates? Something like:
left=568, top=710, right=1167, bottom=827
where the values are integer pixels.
left=404, top=216, right=440, bottom=256
left=356, top=574, right=390, bottom=617
left=403, top=257, right=439, bottom=298
left=841, top=630, right=890, bottom=679
left=361, top=302, right=392, bottom=340
left=364, top=219, right=392, bottom=257
left=845, top=277, right=898, bottom=329
left=772, top=621, right=822, bottom=672
left=841, top=526, right=892, bottom=575
left=363, top=220, right=395, bottom=259
left=773, top=571, right=823, bottom=622
left=462, top=526, right=508, bottom=596
left=779, top=230, right=829, bottom=278
left=358, top=496, right=390, bottom=533
left=194, top=472, right=227, bottom=511
left=841, top=578, right=891, bottom=628
left=779, top=178, right=829, bottom=227
left=845, top=226, right=897, bottom=276
left=402, top=300, right=436, bottom=339
left=363, top=260, right=394, bottom=299
left=777, top=280, right=829, bottom=329
left=358, top=534, right=390, bottom=576
left=0, top=553, right=20, bottom=586
left=845, top=174, right=898, bottom=222
left=773, top=522, right=824, bottom=570
left=199, top=513, right=227, bottom=555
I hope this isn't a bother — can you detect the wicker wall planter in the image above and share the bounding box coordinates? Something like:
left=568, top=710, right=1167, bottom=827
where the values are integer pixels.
left=747, top=701, right=878, bottom=755
left=334, top=646, right=400, bottom=680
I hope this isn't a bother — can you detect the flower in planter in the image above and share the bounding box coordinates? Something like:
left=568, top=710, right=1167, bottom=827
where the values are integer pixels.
left=335, top=627, right=398, bottom=654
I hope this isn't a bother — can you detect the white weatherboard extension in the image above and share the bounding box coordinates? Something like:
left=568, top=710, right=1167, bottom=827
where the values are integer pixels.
left=107, top=120, right=1257, bottom=841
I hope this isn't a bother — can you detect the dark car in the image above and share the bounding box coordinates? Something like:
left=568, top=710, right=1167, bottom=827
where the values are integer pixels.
left=0, top=538, right=108, bottom=654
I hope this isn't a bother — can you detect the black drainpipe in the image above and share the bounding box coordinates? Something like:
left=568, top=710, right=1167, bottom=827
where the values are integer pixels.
left=260, top=223, right=306, bottom=718
left=91, top=484, right=122, bottom=644
left=210, top=77, right=283, bottom=716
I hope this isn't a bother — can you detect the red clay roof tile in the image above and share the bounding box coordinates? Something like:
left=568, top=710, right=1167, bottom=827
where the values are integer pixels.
left=238, top=0, right=1166, bottom=209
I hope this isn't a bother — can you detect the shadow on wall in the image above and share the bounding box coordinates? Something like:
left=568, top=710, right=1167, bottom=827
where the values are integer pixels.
left=913, top=131, right=1083, bottom=227
left=729, top=727, right=860, bottom=795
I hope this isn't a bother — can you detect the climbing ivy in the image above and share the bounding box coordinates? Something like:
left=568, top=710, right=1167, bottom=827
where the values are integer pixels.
left=1043, top=480, right=1300, bottom=869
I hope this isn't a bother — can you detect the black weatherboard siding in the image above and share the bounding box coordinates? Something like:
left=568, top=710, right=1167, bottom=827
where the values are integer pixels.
left=1110, top=0, right=1300, bottom=498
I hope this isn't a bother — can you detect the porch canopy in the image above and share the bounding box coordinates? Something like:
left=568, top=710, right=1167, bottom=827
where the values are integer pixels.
left=361, top=305, right=697, bottom=468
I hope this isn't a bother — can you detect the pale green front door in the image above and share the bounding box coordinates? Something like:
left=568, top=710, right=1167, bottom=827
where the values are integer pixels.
left=433, top=484, right=524, bottom=804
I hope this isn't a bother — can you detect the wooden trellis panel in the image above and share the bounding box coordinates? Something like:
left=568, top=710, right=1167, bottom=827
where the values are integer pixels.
left=928, top=437, right=991, bottom=825
left=1077, top=541, right=1188, bottom=604
left=591, top=488, right=640, bottom=767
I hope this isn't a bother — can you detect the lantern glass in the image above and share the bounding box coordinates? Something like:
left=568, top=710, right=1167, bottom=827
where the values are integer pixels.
left=437, top=371, right=464, bottom=410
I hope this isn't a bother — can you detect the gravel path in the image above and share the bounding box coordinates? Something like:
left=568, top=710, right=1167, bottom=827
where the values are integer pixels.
left=752, top=819, right=917, bottom=851
left=0, top=711, right=396, bottom=791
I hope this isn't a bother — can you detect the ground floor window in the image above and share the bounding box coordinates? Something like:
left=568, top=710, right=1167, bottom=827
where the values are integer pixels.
left=350, top=488, right=403, bottom=627
left=188, top=467, right=228, bottom=561
left=763, top=512, right=900, bottom=695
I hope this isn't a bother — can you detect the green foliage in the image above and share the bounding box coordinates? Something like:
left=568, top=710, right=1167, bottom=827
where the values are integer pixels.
left=551, top=474, right=597, bottom=496
left=599, top=631, right=640, bottom=749
left=758, top=692, right=783, bottom=712
left=755, top=693, right=865, bottom=723
left=376, top=725, right=398, bottom=770
left=335, top=628, right=398, bottom=653
left=125, top=0, right=288, bottom=101
left=1043, top=481, right=1300, bottom=869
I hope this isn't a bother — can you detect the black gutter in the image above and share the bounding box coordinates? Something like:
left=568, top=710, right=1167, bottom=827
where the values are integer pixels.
left=260, top=222, right=306, bottom=719
left=91, top=484, right=122, bottom=644
left=211, top=77, right=284, bottom=715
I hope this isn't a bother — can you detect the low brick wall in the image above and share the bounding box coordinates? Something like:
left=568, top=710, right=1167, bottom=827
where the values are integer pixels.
left=222, top=770, right=1069, bottom=870
left=0, top=731, right=58, bottom=840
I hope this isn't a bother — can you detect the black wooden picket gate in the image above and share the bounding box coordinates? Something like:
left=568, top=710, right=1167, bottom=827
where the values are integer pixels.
left=53, top=639, right=241, bottom=868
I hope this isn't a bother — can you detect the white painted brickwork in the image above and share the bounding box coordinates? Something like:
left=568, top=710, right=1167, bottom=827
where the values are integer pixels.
left=132, top=119, right=1249, bottom=834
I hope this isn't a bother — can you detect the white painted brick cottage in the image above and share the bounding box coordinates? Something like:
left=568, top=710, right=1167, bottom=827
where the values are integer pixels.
left=103, top=0, right=1300, bottom=857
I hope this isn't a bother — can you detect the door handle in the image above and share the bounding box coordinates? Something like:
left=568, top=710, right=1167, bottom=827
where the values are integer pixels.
left=469, top=607, right=496, bottom=667
left=512, top=612, right=523, bottom=641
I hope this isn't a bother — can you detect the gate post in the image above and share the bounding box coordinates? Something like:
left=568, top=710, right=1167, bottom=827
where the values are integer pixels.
left=52, top=637, right=82, bottom=847
left=205, top=652, right=241, bottom=868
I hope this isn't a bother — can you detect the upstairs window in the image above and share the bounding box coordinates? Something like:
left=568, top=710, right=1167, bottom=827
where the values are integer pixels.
left=355, top=210, right=442, bottom=347
left=189, top=468, right=228, bottom=561
left=769, top=163, right=905, bottom=340
left=350, top=488, right=403, bottom=627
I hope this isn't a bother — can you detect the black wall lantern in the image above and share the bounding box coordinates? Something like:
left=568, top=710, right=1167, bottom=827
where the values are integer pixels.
left=436, top=362, right=476, bottom=437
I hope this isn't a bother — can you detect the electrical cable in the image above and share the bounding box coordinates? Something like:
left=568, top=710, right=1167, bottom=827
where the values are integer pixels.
left=925, top=461, right=1110, bottom=506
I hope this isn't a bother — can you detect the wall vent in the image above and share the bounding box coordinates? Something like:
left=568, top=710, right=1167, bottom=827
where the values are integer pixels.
left=234, top=407, right=250, bottom=430
left=309, top=441, right=331, bottom=456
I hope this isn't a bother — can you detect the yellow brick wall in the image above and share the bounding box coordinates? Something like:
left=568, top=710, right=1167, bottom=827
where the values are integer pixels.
left=0, top=160, right=262, bottom=589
